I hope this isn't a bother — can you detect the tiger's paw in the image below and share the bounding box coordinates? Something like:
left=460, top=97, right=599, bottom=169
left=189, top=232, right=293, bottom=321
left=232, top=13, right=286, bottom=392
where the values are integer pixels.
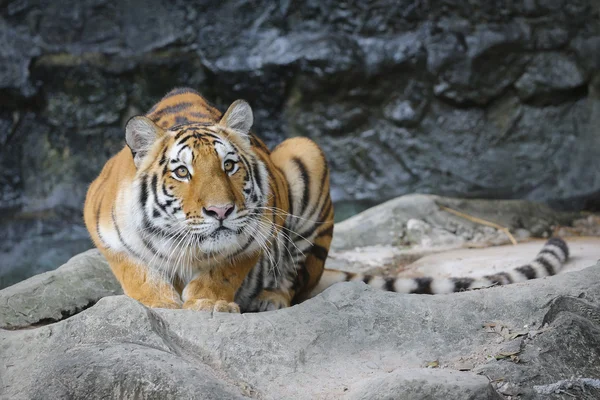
left=255, top=291, right=291, bottom=312
left=183, top=299, right=241, bottom=313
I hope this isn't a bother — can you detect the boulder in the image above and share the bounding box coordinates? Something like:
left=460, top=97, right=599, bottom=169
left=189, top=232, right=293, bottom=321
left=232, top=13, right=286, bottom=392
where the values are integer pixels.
left=0, top=249, right=121, bottom=329
left=2, top=261, right=600, bottom=399
left=331, top=194, right=578, bottom=250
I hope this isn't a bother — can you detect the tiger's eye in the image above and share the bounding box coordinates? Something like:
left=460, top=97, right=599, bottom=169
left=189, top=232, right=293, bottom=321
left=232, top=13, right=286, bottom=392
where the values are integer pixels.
left=224, top=160, right=235, bottom=173
left=175, top=166, right=189, bottom=179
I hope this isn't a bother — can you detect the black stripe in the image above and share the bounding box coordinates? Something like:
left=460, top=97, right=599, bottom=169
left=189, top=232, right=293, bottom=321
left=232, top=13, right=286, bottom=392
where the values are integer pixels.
left=177, top=133, right=199, bottom=146
left=176, top=144, right=190, bottom=160
left=174, top=128, right=190, bottom=141
left=310, top=244, right=329, bottom=261
left=251, top=158, right=264, bottom=197
left=204, top=132, right=222, bottom=141
left=538, top=248, right=564, bottom=263
left=158, top=144, right=169, bottom=166
left=297, top=199, right=333, bottom=241
left=482, top=274, right=506, bottom=286
left=317, top=225, right=334, bottom=238
left=292, top=157, right=311, bottom=215
left=92, top=159, right=115, bottom=198
left=230, top=218, right=262, bottom=258
left=161, top=180, right=173, bottom=198
left=362, top=275, right=373, bottom=284
left=452, top=277, right=474, bottom=292
left=297, top=164, right=328, bottom=231
left=94, top=198, right=110, bottom=249
left=516, top=264, right=537, bottom=279
left=544, top=237, right=569, bottom=258
left=175, top=116, right=190, bottom=125
left=140, top=175, right=150, bottom=205
left=536, top=256, right=556, bottom=276
left=150, top=102, right=193, bottom=118
left=111, top=206, right=142, bottom=259
left=247, top=264, right=265, bottom=300
left=294, top=262, right=311, bottom=292
left=250, top=134, right=270, bottom=153
left=238, top=153, right=258, bottom=200
left=384, top=277, right=396, bottom=292
left=139, top=233, right=163, bottom=260
left=412, top=277, right=433, bottom=294
left=320, top=198, right=333, bottom=223
left=498, top=271, right=513, bottom=284
left=189, top=111, right=210, bottom=119
left=150, top=174, right=169, bottom=213
left=287, top=184, right=295, bottom=216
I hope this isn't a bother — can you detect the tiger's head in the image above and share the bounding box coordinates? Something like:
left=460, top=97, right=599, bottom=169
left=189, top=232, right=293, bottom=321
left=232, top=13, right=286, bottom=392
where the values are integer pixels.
left=124, top=100, right=269, bottom=257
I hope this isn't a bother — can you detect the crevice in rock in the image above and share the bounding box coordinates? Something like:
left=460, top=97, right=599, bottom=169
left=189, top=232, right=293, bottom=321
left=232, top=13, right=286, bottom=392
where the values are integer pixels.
left=144, top=308, right=263, bottom=399
left=1, top=299, right=98, bottom=330
left=520, top=84, right=589, bottom=107
left=542, top=295, right=600, bottom=326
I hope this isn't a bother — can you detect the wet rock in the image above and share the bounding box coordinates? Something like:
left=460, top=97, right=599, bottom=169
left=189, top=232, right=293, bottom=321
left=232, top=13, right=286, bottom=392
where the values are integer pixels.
left=0, top=18, right=39, bottom=96
left=515, top=52, right=586, bottom=101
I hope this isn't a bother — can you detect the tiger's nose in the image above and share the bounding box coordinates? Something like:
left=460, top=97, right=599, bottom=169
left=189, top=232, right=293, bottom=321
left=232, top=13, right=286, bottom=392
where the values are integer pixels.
left=203, top=204, right=234, bottom=221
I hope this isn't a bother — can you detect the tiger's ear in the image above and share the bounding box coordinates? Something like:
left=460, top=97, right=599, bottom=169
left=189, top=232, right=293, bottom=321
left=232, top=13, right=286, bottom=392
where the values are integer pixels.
left=125, top=116, right=163, bottom=168
left=219, top=100, right=253, bottom=138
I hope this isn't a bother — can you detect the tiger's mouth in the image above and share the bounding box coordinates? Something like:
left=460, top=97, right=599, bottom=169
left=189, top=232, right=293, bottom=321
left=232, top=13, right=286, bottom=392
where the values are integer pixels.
left=210, top=226, right=233, bottom=237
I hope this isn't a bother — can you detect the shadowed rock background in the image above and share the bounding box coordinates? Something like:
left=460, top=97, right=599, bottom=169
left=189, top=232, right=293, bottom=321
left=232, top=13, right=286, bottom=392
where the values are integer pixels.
left=1, top=0, right=599, bottom=288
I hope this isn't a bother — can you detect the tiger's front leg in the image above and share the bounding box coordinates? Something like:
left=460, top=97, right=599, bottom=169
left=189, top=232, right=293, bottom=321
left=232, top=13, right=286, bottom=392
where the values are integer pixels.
left=108, top=257, right=182, bottom=309
left=182, top=255, right=259, bottom=313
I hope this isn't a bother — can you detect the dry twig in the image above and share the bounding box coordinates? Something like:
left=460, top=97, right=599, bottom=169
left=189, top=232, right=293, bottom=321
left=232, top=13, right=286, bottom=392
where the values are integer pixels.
left=439, top=205, right=517, bottom=245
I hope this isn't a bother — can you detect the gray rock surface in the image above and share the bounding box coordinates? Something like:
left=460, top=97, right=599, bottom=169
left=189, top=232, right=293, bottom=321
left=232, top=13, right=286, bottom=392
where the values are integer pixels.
left=2, top=256, right=600, bottom=399
left=332, top=194, right=578, bottom=250
left=348, top=369, right=502, bottom=400
left=1, top=0, right=599, bottom=287
left=0, top=249, right=121, bottom=329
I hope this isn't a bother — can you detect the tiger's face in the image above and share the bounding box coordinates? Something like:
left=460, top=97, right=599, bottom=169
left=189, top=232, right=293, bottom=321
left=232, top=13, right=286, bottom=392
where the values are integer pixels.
left=125, top=100, right=269, bottom=257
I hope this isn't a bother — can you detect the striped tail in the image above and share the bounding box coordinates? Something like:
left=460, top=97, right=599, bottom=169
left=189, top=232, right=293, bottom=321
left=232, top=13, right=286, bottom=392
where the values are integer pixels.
left=311, top=238, right=569, bottom=296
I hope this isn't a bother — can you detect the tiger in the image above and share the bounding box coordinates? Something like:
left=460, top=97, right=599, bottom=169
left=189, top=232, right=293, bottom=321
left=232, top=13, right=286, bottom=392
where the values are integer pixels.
left=84, top=88, right=570, bottom=313
left=84, top=88, right=334, bottom=312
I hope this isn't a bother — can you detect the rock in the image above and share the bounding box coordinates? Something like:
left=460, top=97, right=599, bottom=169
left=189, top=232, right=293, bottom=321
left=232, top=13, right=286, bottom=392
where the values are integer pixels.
left=348, top=369, right=502, bottom=400
left=514, top=52, right=586, bottom=101
left=331, top=194, right=577, bottom=251
left=1, top=260, right=600, bottom=399
left=0, top=249, right=121, bottom=329
left=0, top=18, right=39, bottom=96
